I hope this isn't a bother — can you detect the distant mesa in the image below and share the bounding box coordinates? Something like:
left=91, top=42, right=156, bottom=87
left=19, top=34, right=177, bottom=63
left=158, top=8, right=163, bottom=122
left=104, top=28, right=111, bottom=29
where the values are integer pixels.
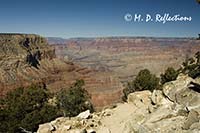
left=47, top=37, right=67, bottom=45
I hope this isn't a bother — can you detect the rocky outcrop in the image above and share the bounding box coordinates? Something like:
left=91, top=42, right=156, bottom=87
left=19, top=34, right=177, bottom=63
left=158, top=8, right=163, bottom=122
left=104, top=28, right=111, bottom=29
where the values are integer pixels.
left=37, top=74, right=200, bottom=133
left=122, top=75, right=200, bottom=133
left=163, top=74, right=200, bottom=110
left=0, top=34, right=56, bottom=95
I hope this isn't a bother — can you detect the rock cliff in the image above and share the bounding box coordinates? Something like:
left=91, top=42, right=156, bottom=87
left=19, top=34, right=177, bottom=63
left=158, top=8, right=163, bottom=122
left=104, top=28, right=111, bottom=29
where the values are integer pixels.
left=0, top=34, right=55, bottom=95
left=0, top=34, right=123, bottom=108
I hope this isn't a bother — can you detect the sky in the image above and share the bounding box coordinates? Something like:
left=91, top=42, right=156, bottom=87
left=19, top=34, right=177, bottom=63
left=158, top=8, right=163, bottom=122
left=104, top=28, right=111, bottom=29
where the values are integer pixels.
left=0, top=0, right=199, bottom=38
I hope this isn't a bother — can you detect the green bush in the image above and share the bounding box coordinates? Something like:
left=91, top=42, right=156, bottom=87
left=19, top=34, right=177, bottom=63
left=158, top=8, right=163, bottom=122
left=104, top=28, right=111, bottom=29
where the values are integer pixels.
left=181, top=51, right=200, bottom=78
left=123, top=69, right=160, bottom=101
left=57, top=79, right=94, bottom=117
left=160, top=67, right=179, bottom=84
left=0, top=84, right=60, bottom=133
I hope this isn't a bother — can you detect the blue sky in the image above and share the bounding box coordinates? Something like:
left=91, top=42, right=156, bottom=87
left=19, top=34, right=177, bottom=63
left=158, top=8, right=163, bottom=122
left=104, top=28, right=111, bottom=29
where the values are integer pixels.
left=0, top=0, right=199, bottom=38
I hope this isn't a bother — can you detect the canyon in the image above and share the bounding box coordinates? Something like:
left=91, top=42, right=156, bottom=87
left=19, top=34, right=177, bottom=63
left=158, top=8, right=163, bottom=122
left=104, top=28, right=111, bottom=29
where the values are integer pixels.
left=51, top=37, right=200, bottom=83
left=0, top=34, right=123, bottom=109
left=1, top=34, right=200, bottom=109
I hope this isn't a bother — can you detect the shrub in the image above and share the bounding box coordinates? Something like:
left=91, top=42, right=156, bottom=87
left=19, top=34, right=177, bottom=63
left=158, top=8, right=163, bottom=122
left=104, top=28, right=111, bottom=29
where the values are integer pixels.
left=123, top=69, right=160, bottom=101
left=57, top=79, right=94, bottom=117
left=133, top=69, right=160, bottom=91
left=0, top=84, right=60, bottom=132
left=160, top=67, right=179, bottom=84
left=181, top=51, right=200, bottom=78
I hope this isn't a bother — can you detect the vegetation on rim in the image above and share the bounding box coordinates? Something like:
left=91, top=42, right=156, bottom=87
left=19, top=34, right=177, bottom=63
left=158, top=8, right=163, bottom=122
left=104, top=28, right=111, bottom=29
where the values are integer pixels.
left=0, top=80, right=93, bottom=132
left=123, top=69, right=160, bottom=101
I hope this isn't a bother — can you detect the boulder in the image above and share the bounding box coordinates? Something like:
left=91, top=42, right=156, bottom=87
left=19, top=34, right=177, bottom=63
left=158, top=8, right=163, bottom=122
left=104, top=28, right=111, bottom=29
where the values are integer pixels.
left=163, top=74, right=194, bottom=102
left=151, top=90, right=163, bottom=105
left=163, top=74, right=200, bottom=111
left=127, top=90, right=152, bottom=108
left=77, top=110, right=91, bottom=119
left=151, top=90, right=171, bottom=106
left=37, top=123, right=55, bottom=133
left=175, top=87, right=200, bottom=110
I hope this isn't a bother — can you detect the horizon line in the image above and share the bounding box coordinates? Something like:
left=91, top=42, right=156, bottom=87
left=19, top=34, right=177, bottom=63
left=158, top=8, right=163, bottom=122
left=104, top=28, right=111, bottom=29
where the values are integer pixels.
left=0, top=32, right=198, bottom=39
left=47, top=35, right=198, bottom=40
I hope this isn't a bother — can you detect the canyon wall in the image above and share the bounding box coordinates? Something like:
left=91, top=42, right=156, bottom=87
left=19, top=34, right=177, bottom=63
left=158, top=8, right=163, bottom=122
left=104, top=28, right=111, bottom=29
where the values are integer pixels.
left=52, top=37, right=200, bottom=82
left=0, top=34, right=124, bottom=109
